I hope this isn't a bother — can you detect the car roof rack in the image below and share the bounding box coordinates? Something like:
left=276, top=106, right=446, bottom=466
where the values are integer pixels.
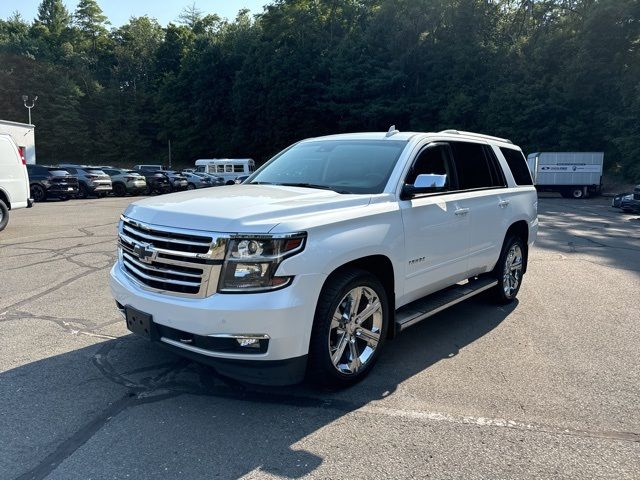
left=439, top=129, right=512, bottom=144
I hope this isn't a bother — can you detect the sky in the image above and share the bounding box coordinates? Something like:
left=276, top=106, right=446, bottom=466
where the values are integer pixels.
left=0, top=1, right=271, bottom=26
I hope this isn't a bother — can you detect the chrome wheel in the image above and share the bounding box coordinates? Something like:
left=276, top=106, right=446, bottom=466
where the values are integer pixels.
left=503, top=244, right=523, bottom=298
left=329, top=286, right=383, bottom=375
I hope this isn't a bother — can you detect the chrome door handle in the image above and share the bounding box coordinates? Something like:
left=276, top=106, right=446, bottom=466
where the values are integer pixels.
left=454, top=208, right=469, bottom=216
left=498, top=200, right=510, bottom=208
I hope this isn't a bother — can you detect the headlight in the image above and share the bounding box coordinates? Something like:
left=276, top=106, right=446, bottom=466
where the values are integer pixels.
left=218, top=233, right=306, bottom=293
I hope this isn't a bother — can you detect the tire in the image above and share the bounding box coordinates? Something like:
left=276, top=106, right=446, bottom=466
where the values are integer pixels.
left=31, top=184, right=47, bottom=202
left=571, top=187, right=585, bottom=199
left=0, top=200, right=8, bottom=232
left=77, top=183, right=89, bottom=199
left=187, top=183, right=196, bottom=190
left=113, top=183, right=127, bottom=197
left=226, top=180, right=235, bottom=186
left=307, top=268, right=389, bottom=388
left=490, top=235, right=525, bottom=304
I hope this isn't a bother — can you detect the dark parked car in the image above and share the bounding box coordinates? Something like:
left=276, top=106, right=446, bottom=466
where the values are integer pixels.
left=234, top=175, right=250, bottom=184
left=25, top=164, right=79, bottom=201
left=612, top=185, right=640, bottom=213
left=101, top=168, right=147, bottom=196
left=132, top=167, right=171, bottom=195
left=58, top=165, right=112, bottom=198
left=162, top=170, right=189, bottom=192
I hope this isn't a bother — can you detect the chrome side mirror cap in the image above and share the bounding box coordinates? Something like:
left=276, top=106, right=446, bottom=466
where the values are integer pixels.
left=414, top=174, right=447, bottom=189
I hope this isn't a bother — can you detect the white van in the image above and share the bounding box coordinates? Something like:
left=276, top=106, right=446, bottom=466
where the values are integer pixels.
left=0, top=134, right=32, bottom=231
left=194, top=158, right=255, bottom=184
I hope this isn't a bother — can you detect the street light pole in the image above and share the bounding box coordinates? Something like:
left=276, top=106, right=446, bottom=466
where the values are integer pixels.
left=22, top=95, right=38, bottom=125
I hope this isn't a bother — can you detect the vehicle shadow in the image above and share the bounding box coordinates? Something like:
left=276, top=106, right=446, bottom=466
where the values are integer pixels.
left=3, top=297, right=516, bottom=479
left=535, top=197, right=640, bottom=276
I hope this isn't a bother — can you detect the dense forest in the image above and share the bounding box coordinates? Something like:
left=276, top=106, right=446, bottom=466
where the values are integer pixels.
left=0, top=0, right=638, bottom=179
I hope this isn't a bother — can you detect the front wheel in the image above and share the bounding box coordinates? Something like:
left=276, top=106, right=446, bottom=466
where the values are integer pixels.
left=490, top=236, right=525, bottom=304
left=187, top=183, right=196, bottom=190
left=307, top=269, right=388, bottom=388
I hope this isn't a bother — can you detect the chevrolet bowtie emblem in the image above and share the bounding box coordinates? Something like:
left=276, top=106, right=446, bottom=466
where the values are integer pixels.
left=133, top=242, right=157, bottom=263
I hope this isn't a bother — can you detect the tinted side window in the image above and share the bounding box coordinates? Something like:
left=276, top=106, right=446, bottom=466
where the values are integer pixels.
left=233, top=165, right=244, bottom=173
left=451, top=142, right=494, bottom=190
left=500, top=147, right=533, bottom=185
left=405, top=144, right=453, bottom=190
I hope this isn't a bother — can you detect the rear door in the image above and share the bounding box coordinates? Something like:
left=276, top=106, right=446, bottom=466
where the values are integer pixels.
left=399, top=142, right=471, bottom=302
left=450, top=141, right=509, bottom=275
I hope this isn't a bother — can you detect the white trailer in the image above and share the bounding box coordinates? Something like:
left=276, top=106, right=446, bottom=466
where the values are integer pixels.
left=0, top=120, right=36, bottom=165
left=526, top=151, right=603, bottom=199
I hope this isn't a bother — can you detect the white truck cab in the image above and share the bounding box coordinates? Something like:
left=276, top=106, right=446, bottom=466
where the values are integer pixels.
left=0, top=133, right=32, bottom=232
left=111, top=129, right=538, bottom=387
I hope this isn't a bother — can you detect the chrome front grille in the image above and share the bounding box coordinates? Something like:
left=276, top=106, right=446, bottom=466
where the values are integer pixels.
left=118, top=216, right=226, bottom=298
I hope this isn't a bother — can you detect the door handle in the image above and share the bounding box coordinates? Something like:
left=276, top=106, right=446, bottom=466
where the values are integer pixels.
left=454, top=208, right=469, bottom=216
left=498, top=200, right=510, bottom=208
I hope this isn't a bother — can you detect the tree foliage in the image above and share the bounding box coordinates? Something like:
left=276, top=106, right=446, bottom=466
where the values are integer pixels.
left=0, top=0, right=639, bottom=180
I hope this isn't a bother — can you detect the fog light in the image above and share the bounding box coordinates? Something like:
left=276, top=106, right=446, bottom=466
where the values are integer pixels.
left=236, top=338, right=261, bottom=348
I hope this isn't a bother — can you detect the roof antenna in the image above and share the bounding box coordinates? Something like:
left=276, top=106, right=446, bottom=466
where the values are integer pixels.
left=386, top=125, right=399, bottom=137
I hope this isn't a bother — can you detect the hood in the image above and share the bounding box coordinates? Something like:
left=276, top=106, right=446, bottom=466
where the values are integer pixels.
left=123, top=184, right=372, bottom=233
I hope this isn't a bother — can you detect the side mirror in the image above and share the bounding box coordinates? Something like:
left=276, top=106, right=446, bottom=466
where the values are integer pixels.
left=402, top=174, right=447, bottom=199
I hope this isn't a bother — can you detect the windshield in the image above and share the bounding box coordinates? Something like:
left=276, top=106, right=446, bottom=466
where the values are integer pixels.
left=249, top=139, right=408, bottom=194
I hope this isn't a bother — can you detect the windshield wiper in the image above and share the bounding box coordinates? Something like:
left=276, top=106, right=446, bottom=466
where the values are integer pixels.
left=276, top=182, right=352, bottom=194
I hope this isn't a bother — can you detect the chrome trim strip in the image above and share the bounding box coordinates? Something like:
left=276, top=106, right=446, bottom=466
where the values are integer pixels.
left=207, top=333, right=270, bottom=339
left=160, top=337, right=269, bottom=359
left=122, top=224, right=212, bottom=247
left=122, top=251, right=203, bottom=278
left=123, top=260, right=201, bottom=287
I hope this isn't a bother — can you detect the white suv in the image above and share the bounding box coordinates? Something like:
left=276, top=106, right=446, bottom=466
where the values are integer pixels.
left=110, top=129, right=538, bottom=387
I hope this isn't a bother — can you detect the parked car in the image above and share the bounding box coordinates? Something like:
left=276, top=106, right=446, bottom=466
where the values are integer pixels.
left=133, top=164, right=164, bottom=172
left=26, top=164, right=78, bottom=201
left=111, top=128, right=538, bottom=387
left=198, top=173, right=225, bottom=186
left=132, top=167, right=171, bottom=195
left=183, top=172, right=212, bottom=190
left=58, top=164, right=112, bottom=198
left=101, top=168, right=147, bottom=197
left=234, top=175, right=250, bottom=184
left=0, top=133, right=32, bottom=231
left=612, top=185, right=640, bottom=213
left=162, top=170, right=189, bottom=192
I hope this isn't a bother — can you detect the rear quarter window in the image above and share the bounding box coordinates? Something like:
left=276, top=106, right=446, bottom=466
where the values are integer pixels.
left=500, top=148, right=533, bottom=186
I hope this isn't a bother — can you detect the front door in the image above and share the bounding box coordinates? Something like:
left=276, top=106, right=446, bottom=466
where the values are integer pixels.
left=399, top=143, right=471, bottom=303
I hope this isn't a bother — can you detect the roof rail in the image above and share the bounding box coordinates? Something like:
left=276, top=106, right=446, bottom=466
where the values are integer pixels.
left=438, top=129, right=512, bottom=144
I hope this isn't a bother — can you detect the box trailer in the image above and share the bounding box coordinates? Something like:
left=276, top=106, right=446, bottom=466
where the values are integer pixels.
left=526, top=151, right=603, bottom=199
left=0, top=120, right=36, bottom=165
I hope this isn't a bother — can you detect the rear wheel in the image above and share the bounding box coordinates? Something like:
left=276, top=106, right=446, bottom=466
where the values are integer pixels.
left=307, top=269, right=388, bottom=388
left=31, top=184, right=47, bottom=202
left=571, top=187, right=585, bottom=199
left=490, top=236, right=525, bottom=304
left=113, top=183, right=127, bottom=197
left=77, top=183, right=89, bottom=199
left=0, top=200, right=8, bottom=232
left=187, top=183, right=196, bottom=190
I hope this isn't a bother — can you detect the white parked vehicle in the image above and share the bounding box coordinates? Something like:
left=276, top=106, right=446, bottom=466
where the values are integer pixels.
left=194, top=158, right=255, bottom=185
left=111, top=129, right=538, bottom=387
left=0, top=133, right=32, bottom=231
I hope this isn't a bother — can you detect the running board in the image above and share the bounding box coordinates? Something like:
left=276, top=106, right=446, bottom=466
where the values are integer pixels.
left=395, top=278, right=498, bottom=333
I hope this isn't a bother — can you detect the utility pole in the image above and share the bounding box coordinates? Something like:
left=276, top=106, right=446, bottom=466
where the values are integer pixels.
left=168, top=139, right=172, bottom=169
left=22, top=95, right=38, bottom=125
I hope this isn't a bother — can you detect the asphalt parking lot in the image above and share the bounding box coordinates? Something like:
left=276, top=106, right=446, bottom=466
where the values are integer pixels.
left=1, top=195, right=639, bottom=479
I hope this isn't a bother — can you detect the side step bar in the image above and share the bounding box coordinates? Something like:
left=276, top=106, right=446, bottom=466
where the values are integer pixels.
left=395, top=277, right=498, bottom=333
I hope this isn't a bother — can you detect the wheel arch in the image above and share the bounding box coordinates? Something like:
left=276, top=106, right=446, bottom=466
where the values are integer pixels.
left=505, top=220, right=529, bottom=273
left=0, top=187, right=10, bottom=209
left=321, top=254, right=396, bottom=338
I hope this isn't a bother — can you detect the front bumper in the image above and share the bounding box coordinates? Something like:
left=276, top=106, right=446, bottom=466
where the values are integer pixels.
left=110, top=263, right=326, bottom=385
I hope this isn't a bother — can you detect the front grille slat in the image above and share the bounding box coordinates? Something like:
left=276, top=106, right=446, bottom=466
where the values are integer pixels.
left=118, top=217, right=224, bottom=298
